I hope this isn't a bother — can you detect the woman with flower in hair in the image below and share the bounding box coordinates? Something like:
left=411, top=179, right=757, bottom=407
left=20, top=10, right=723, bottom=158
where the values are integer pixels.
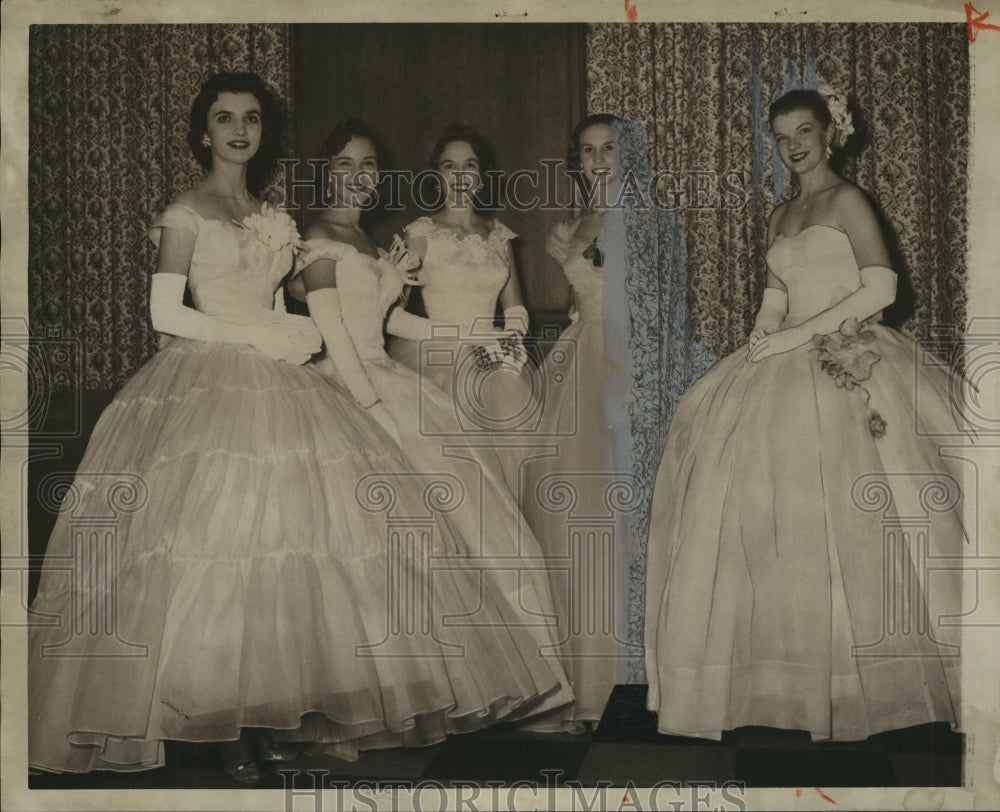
left=644, top=86, right=965, bottom=741
left=388, top=124, right=536, bottom=492
left=27, top=76, right=564, bottom=784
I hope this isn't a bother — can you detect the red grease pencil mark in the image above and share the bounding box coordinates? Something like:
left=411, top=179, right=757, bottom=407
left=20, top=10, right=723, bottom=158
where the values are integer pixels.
left=795, top=788, right=803, bottom=797
left=967, top=2, right=1000, bottom=41
left=625, top=0, right=638, bottom=22
left=815, top=787, right=836, bottom=803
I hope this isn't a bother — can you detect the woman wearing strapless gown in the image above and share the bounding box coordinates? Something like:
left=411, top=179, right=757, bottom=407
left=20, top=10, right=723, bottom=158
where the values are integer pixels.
left=28, top=76, right=567, bottom=782
left=644, top=88, right=965, bottom=741
left=290, top=118, right=572, bottom=727
left=387, top=125, right=536, bottom=491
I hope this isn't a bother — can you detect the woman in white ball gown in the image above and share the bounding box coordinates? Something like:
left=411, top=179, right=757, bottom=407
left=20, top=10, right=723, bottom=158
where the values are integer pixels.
left=387, top=125, right=537, bottom=492
left=644, top=87, right=965, bottom=742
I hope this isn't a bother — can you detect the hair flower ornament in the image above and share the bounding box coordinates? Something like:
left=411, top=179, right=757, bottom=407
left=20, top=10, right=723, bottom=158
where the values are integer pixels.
left=816, top=82, right=855, bottom=149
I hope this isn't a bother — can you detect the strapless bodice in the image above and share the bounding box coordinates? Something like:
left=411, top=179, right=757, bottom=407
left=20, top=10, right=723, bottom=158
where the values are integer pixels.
left=765, top=224, right=864, bottom=328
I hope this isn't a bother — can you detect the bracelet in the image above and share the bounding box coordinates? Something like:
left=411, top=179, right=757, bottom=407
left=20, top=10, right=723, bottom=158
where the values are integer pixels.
left=364, top=399, right=382, bottom=410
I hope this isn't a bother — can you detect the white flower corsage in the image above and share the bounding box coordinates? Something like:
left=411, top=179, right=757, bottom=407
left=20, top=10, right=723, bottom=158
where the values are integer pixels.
left=234, top=203, right=301, bottom=252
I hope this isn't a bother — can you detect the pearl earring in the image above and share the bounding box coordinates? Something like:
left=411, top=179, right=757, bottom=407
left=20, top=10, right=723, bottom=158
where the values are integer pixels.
left=201, top=134, right=211, bottom=148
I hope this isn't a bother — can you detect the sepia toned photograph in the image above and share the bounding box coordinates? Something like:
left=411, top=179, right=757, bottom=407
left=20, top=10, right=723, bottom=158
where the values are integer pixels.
left=2, top=1, right=998, bottom=810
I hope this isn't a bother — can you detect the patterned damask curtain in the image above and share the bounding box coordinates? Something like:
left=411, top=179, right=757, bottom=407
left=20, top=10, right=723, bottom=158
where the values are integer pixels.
left=586, top=23, right=969, bottom=358
left=29, top=24, right=293, bottom=391
left=586, top=23, right=969, bottom=682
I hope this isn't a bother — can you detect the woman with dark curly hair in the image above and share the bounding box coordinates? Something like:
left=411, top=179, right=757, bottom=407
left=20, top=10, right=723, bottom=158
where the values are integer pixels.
left=644, top=87, right=965, bottom=741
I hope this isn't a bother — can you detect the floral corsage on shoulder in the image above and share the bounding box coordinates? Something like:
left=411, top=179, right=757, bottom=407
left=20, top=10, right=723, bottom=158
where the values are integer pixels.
left=812, top=316, right=887, bottom=438
left=234, top=203, right=302, bottom=252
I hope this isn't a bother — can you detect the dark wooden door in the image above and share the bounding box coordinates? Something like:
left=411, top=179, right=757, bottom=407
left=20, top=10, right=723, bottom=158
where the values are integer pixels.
left=290, top=23, right=586, bottom=321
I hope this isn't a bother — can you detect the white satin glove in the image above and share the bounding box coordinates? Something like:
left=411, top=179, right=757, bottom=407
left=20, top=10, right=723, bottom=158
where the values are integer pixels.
left=747, top=266, right=896, bottom=363
left=748, top=287, right=788, bottom=353
left=150, top=273, right=320, bottom=364
left=385, top=307, right=450, bottom=342
left=503, top=304, right=529, bottom=336
left=306, top=286, right=379, bottom=398
left=253, top=319, right=322, bottom=365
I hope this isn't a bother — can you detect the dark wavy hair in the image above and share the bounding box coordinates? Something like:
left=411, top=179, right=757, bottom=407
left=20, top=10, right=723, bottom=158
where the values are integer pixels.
left=566, top=113, right=623, bottom=171
left=320, top=118, right=387, bottom=165
left=187, top=72, right=285, bottom=196
left=767, top=89, right=833, bottom=131
left=318, top=118, right=389, bottom=209
left=427, top=124, right=500, bottom=211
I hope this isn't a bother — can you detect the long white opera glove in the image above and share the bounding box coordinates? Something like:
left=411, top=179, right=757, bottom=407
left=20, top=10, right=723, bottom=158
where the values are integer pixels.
left=385, top=307, right=449, bottom=341
left=788, top=265, right=897, bottom=337
left=150, top=273, right=320, bottom=364
left=273, top=287, right=288, bottom=314
left=749, top=287, right=788, bottom=343
left=502, top=304, right=529, bottom=336
left=306, top=286, right=401, bottom=444
left=747, top=266, right=897, bottom=363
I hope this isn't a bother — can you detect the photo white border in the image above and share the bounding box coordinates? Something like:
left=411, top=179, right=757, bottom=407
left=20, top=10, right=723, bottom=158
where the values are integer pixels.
left=2, top=1, right=997, bottom=810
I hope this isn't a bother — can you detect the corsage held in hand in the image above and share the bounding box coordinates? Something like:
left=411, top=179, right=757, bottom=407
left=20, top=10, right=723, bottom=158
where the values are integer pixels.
left=811, top=316, right=887, bottom=437
left=472, top=332, right=528, bottom=375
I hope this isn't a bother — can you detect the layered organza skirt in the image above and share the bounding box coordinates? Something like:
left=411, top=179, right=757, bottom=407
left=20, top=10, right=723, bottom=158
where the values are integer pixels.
left=29, top=338, right=569, bottom=773
left=644, top=326, right=966, bottom=741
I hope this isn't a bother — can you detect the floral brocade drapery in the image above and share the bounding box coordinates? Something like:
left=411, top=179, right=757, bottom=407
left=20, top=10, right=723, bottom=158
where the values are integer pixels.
left=586, top=23, right=969, bottom=358
left=29, top=24, right=293, bottom=390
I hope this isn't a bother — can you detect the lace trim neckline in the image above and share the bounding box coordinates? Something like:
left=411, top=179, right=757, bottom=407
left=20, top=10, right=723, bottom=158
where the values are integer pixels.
left=417, top=216, right=509, bottom=246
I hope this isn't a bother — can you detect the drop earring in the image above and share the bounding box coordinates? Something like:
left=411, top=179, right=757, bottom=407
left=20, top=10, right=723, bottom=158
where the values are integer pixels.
left=201, top=134, right=211, bottom=148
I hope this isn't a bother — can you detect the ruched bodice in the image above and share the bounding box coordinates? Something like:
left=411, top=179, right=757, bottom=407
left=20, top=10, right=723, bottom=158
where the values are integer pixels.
left=766, top=224, right=864, bottom=328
